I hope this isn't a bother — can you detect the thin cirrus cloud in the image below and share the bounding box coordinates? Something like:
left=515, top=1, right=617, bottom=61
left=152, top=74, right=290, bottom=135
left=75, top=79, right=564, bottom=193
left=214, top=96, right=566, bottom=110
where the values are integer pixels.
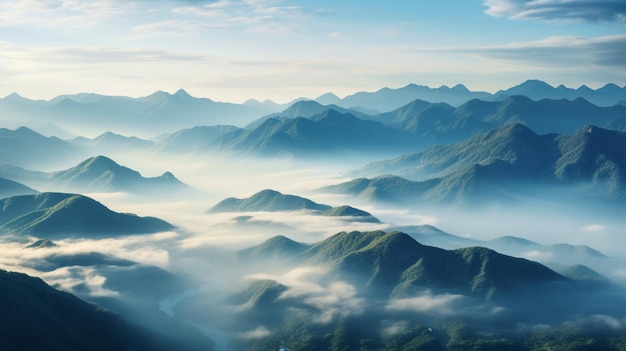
left=483, top=0, right=626, bottom=22
left=432, top=34, right=626, bottom=70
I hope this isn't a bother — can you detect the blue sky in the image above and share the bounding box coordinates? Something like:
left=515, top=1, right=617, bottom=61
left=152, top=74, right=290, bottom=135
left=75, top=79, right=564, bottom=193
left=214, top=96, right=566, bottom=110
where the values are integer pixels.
left=0, top=0, right=624, bottom=102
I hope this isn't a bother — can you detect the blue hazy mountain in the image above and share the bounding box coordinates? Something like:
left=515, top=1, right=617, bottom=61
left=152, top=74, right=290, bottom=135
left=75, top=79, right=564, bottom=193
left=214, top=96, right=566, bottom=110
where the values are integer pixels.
left=0, top=269, right=214, bottom=351
left=0, top=177, right=38, bottom=199
left=373, top=95, right=626, bottom=146
left=0, top=155, right=191, bottom=195
left=0, top=192, right=173, bottom=238
left=335, top=83, right=493, bottom=112
left=153, top=125, right=240, bottom=153
left=213, top=109, right=419, bottom=157
left=323, top=80, right=626, bottom=112
left=0, top=89, right=281, bottom=137
left=69, top=131, right=154, bottom=154
left=208, top=189, right=380, bottom=223
left=328, top=124, right=626, bottom=206
left=495, top=79, right=626, bottom=107
left=0, top=127, right=81, bottom=168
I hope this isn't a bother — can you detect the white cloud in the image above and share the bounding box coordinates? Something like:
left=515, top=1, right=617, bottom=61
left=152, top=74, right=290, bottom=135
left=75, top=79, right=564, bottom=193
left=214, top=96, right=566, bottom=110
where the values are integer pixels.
left=387, top=291, right=464, bottom=315
left=581, top=224, right=609, bottom=232
left=249, top=266, right=365, bottom=323
left=483, top=0, right=626, bottom=22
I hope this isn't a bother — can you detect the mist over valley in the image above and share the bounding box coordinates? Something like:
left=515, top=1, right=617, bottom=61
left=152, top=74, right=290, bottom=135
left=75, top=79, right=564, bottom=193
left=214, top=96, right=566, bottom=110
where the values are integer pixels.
left=2, top=80, right=626, bottom=350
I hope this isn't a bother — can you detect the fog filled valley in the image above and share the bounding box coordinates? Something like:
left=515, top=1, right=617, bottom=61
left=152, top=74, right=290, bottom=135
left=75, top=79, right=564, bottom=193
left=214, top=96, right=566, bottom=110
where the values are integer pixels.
left=2, top=81, right=626, bottom=351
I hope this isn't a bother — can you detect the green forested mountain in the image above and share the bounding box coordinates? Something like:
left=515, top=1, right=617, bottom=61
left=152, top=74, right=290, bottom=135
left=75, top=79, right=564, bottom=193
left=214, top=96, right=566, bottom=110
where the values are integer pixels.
left=0, top=192, right=173, bottom=238
left=0, top=155, right=190, bottom=195
left=208, top=189, right=380, bottom=222
left=0, top=269, right=213, bottom=351
left=331, top=124, right=626, bottom=206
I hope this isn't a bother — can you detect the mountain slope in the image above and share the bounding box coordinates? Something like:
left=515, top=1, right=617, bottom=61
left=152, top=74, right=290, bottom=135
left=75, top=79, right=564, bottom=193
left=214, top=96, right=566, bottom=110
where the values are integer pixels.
left=0, top=269, right=213, bottom=351
left=213, top=109, right=419, bottom=156
left=0, top=192, right=173, bottom=238
left=338, top=124, right=626, bottom=206
left=1, top=89, right=278, bottom=137
left=0, top=177, right=38, bottom=199
left=0, top=156, right=191, bottom=195
left=373, top=96, right=626, bottom=146
left=153, top=125, right=240, bottom=153
left=0, top=127, right=81, bottom=168
left=208, top=189, right=380, bottom=222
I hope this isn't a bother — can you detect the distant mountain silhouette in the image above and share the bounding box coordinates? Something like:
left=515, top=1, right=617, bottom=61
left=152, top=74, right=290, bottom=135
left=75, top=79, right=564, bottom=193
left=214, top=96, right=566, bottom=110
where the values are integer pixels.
left=153, top=125, right=240, bottom=153
left=322, top=80, right=626, bottom=112
left=0, top=127, right=81, bottom=168
left=208, top=189, right=380, bottom=223
left=0, top=89, right=281, bottom=137
left=0, top=177, right=38, bottom=198
left=213, top=109, right=419, bottom=156
left=327, top=124, right=626, bottom=206
left=0, top=269, right=213, bottom=351
left=0, top=192, right=173, bottom=238
left=335, top=83, right=492, bottom=112
left=69, top=131, right=154, bottom=154
left=0, top=155, right=191, bottom=195
left=496, top=79, right=626, bottom=107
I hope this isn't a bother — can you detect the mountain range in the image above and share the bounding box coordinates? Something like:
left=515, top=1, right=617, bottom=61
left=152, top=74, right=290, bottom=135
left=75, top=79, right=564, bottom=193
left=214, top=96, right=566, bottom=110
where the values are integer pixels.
left=208, top=189, right=380, bottom=223
left=0, top=89, right=276, bottom=137
left=211, top=109, right=419, bottom=157
left=327, top=79, right=626, bottom=111
left=0, top=155, right=190, bottom=196
left=0, top=127, right=81, bottom=169
left=0, top=269, right=213, bottom=351
left=0, top=192, right=173, bottom=238
left=240, top=230, right=566, bottom=300
left=5, top=79, right=623, bottom=139
left=322, top=124, right=626, bottom=207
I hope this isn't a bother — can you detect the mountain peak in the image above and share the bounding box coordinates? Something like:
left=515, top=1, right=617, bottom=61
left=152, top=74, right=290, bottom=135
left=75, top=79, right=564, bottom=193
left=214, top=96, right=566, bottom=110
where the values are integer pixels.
left=174, top=88, right=191, bottom=97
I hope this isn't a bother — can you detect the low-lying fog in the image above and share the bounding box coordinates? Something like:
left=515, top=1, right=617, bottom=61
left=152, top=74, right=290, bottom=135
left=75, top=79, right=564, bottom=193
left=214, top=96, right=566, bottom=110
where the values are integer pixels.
left=1, top=150, right=625, bottom=350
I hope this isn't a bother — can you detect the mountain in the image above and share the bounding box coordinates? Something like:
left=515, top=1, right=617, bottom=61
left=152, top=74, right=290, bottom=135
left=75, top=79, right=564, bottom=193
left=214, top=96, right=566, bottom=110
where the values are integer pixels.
left=372, top=95, right=626, bottom=146
left=335, top=124, right=626, bottom=206
left=207, top=189, right=380, bottom=222
left=153, top=125, right=240, bottom=153
left=241, top=230, right=565, bottom=300
left=0, top=156, right=191, bottom=195
left=69, top=131, right=154, bottom=154
left=236, top=235, right=309, bottom=263
left=0, top=89, right=281, bottom=137
left=0, top=127, right=81, bottom=168
left=213, top=109, right=419, bottom=157
left=0, top=192, right=174, bottom=238
left=496, top=79, right=626, bottom=107
left=0, top=177, right=38, bottom=199
left=336, top=83, right=493, bottom=112
left=0, top=269, right=213, bottom=351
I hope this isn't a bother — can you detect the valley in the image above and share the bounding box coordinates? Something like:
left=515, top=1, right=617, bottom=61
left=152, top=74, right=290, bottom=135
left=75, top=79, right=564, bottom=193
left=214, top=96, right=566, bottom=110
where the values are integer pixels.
left=1, top=80, right=626, bottom=350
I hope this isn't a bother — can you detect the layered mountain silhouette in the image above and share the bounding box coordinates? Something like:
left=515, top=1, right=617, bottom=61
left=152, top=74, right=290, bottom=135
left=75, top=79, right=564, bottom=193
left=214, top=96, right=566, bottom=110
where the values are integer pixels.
left=212, top=109, right=418, bottom=156
left=0, top=155, right=190, bottom=195
left=0, top=192, right=173, bottom=238
left=328, top=124, right=626, bottom=206
left=208, top=189, right=380, bottom=223
left=0, top=89, right=279, bottom=137
left=153, top=125, right=240, bottom=153
left=70, top=131, right=154, bottom=154
left=0, top=269, right=213, bottom=351
left=373, top=95, right=626, bottom=145
left=0, top=127, right=81, bottom=168
left=321, top=80, right=626, bottom=112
